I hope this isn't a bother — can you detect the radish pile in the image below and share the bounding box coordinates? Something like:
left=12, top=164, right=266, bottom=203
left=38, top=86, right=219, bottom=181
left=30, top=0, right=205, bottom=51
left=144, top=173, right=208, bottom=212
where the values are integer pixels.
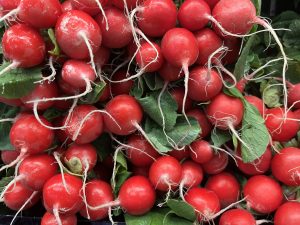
left=0, top=0, right=300, bottom=225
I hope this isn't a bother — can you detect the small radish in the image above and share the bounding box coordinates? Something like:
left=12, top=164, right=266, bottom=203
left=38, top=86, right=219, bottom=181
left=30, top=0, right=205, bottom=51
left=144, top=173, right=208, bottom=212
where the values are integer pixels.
left=187, top=109, right=212, bottom=138
left=222, top=37, right=241, bottom=65
left=219, top=209, right=256, bottom=225
left=71, top=0, right=107, bottom=16
left=189, top=140, right=214, bottom=164
left=98, top=85, right=110, bottom=102
left=274, top=202, right=300, bottom=225
left=94, top=46, right=111, bottom=69
left=41, top=212, right=77, bottom=225
left=1, top=150, right=20, bottom=165
left=125, top=134, right=160, bottom=167
left=202, top=151, right=228, bottom=175
left=265, top=108, right=299, bottom=142
left=131, top=166, right=150, bottom=177
left=170, top=87, right=193, bottom=113
left=244, top=95, right=264, bottom=115
left=103, top=95, right=143, bottom=136
left=0, top=0, right=20, bottom=11
left=205, top=172, right=240, bottom=208
left=169, top=148, right=190, bottom=161
left=149, top=156, right=182, bottom=192
left=110, top=70, right=134, bottom=96
left=288, top=83, right=300, bottom=109
left=271, top=147, right=300, bottom=186
left=158, top=62, right=184, bottom=82
left=58, top=77, right=82, bottom=96
left=243, top=175, right=283, bottom=214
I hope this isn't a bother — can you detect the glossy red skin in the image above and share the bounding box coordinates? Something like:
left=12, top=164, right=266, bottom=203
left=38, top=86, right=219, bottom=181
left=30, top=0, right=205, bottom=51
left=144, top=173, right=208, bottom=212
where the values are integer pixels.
left=61, top=60, right=96, bottom=88
left=43, top=174, right=83, bottom=215
left=206, top=93, right=244, bottom=130
left=212, top=0, right=256, bottom=36
left=10, top=115, right=54, bottom=154
left=1, top=150, right=20, bottom=165
left=288, top=84, right=300, bottom=109
left=19, top=154, right=58, bottom=191
left=95, top=7, right=132, bottom=48
left=202, top=151, right=228, bottom=174
left=293, top=109, right=300, bottom=120
left=158, top=62, right=184, bottom=82
left=61, top=0, right=75, bottom=12
left=57, top=77, right=82, bottom=95
left=94, top=46, right=111, bottom=68
left=204, top=0, right=219, bottom=8
left=2, top=24, right=46, bottom=68
left=64, top=105, right=103, bottom=144
left=110, top=70, right=134, bottom=96
left=79, top=180, right=114, bottom=220
left=170, top=87, right=193, bottom=113
left=119, top=176, right=155, bottom=215
left=187, top=109, right=212, bottom=138
left=21, top=82, right=59, bottom=111
left=137, top=0, right=177, bottom=37
left=136, top=42, right=164, bottom=72
left=98, top=85, right=110, bottom=102
left=237, top=147, right=272, bottom=176
left=4, top=181, right=40, bottom=211
left=271, top=147, right=300, bottom=186
left=64, top=144, right=98, bottom=173
left=188, top=67, right=223, bottom=102
left=243, top=175, right=283, bottom=214
left=222, top=37, right=241, bottom=65
left=55, top=10, right=102, bottom=59
left=71, top=0, right=107, bottom=16
left=53, top=117, right=72, bottom=145
left=0, top=97, right=23, bottom=107
left=111, top=0, right=143, bottom=10
left=126, top=134, right=160, bottom=167
left=265, top=108, right=300, bottom=142
left=205, top=172, right=240, bottom=208
left=149, top=156, right=182, bottom=191
left=219, top=209, right=256, bottom=225
left=131, top=166, right=150, bottom=177
left=274, top=202, right=300, bottom=225
left=185, top=187, right=220, bottom=221
left=41, top=212, right=77, bottom=225
left=53, top=98, right=73, bottom=110
left=161, top=28, right=199, bottom=68
left=194, top=28, right=223, bottom=65
left=181, top=160, right=203, bottom=188
left=178, top=0, right=211, bottom=31
left=190, top=140, right=214, bottom=164
left=104, top=95, right=143, bottom=135
left=0, top=0, right=20, bottom=10
left=244, top=95, right=264, bottom=115
left=18, top=0, right=62, bottom=29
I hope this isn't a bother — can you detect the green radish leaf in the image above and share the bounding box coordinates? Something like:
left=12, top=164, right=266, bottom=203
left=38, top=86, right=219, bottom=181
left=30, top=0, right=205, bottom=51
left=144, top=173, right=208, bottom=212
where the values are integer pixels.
left=0, top=64, right=42, bottom=99
left=92, top=133, right=112, bottom=161
left=125, top=208, right=169, bottom=225
left=143, top=73, right=164, bottom=91
left=211, top=129, right=231, bottom=148
left=43, top=107, right=63, bottom=122
left=251, top=0, right=261, bottom=16
left=47, top=28, right=61, bottom=56
left=166, top=199, right=196, bottom=221
left=163, top=213, right=194, bottom=225
left=260, top=80, right=282, bottom=108
left=80, top=81, right=106, bottom=104
left=0, top=177, right=14, bottom=192
left=130, top=78, right=145, bottom=99
left=282, top=20, right=300, bottom=48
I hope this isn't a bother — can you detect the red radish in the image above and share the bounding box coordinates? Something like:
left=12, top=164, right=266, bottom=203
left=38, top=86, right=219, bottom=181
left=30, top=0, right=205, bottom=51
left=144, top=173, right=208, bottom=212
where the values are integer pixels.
left=288, top=83, right=300, bottom=109
left=185, top=187, right=220, bottom=221
left=178, top=0, right=211, bottom=31
left=58, top=77, right=82, bottom=95
left=131, top=166, right=150, bottom=177
left=125, top=134, right=160, bottom=167
left=103, top=95, right=143, bottom=136
left=53, top=117, right=72, bottom=145
left=111, top=0, right=142, bottom=10
left=80, top=180, right=114, bottom=220
left=243, top=175, right=283, bottom=214
left=202, top=151, right=228, bottom=174
left=194, top=28, right=223, bottom=65
left=219, top=209, right=256, bottom=225
left=0, top=0, right=20, bottom=11
left=206, top=93, right=244, bottom=130
left=237, top=147, right=272, bottom=176
left=158, top=62, right=184, bottom=82
left=265, top=108, right=299, bottom=142
left=222, top=38, right=241, bottom=65
left=1, top=24, right=46, bottom=72
left=55, top=10, right=102, bottom=60
left=1, top=150, right=20, bottom=165
left=204, top=0, right=219, bottom=9
left=187, top=109, right=212, bottom=138
left=205, top=172, right=240, bottom=208
left=94, top=46, right=110, bottom=69
left=170, top=87, right=193, bottom=113
left=71, top=0, right=107, bottom=16
left=61, top=0, right=74, bottom=12
left=188, top=67, right=223, bottom=102
left=190, top=140, right=214, bottom=164
left=41, top=212, right=77, bottom=225
left=293, top=108, right=300, bottom=120
left=110, top=70, right=134, bottom=96
left=271, top=147, right=300, bottom=186
left=149, top=156, right=182, bottom=192
left=169, top=148, right=190, bottom=161
left=274, top=202, right=300, bottom=225
left=95, top=7, right=132, bottom=49
left=21, top=82, right=59, bottom=111
left=135, top=41, right=164, bottom=72
left=0, top=97, right=23, bottom=107
left=136, top=0, right=177, bottom=37
left=244, top=95, right=264, bottom=115
left=98, top=85, right=110, bottom=102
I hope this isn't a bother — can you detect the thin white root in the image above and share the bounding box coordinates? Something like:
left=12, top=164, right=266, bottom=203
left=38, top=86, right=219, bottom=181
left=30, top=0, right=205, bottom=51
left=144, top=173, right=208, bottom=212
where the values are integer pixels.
left=87, top=199, right=121, bottom=211
left=53, top=152, right=70, bottom=194
left=111, top=146, right=123, bottom=190
left=108, top=206, right=115, bottom=225
left=179, top=181, right=185, bottom=201
left=0, top=175, right=23, bottom=201
left=0, top=8, right=19, bottom=24
left=0, top=118, right=15, bottom=123
left=111, top=59, right=130, bottom=77
left=256, top=220, right=273, bottom=225
left=0, top=149, right=27, bottom=173
left=207, top=46, right=228, bottom=78
left=53, top=207, right=63, bottom=225
left=35, top=56, right=56, bottom=83
left=214, top=59, right=237, bottom=89
left=0, top=61, right=20, bottom=76
left=95, top=0, right=109, bottom=30
left=182, top=64, right=191, bottom=126
left=82, top=161, right=90, bottom=220
left=210, top=145, right=239, bottom=167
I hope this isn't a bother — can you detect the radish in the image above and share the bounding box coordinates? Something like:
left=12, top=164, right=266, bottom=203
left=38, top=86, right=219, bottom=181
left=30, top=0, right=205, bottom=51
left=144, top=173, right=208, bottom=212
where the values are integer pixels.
left=0, top=0, right=62, bottom=29
left=271, top=147, right=300, bottom=186
left=187, top=109, right=212, bottom=138
left=169, top=148, right=190, bottom=161
left=265, top=108, right=300, bottom=142
left=158, top=62, right=184, bottom=82
left=274, top=202, right=300, bottom=225
left=110, top=70, right=134, bottom=96
left=103, top=95, right=143, bottom=136
left=205, top=172, right=240, bottom=208
left=41, top=212, right=77, bottom=225
left=202, top=151, right=228, bottom=174
left=0, top=0, right=20, bottom=11
left=190, top=140, right=214, bottom=164
left=243, top=175, right=283, bottom=214
left=98, top=85, right=110, bottom=102
left=71, top=0, right=107, bottom=16
left=244, top=95, right=264, bottom=116
left=125, top=134, right=160, bottom=167
left=1, top=150, right=20, bottom=165
left=170, top=88, right=193, bottom=113
left=131, top=166, right=150, bottom=177
left=61, top=0, right=74, bottom=12
left=94, top=46, right=111, bottom=69
left=1, top=24, right=46, bottom=74
left=222, top=37, right=241, bottom=65
left=178, top=0, right=211, bottom=32
left=288, top=83, right=300, bottom=109
left=219, top=209, right=256, bottom=225
left=204, top=0, right=219, bottom=9
left=0, top=97, right=23, bottom=107
left=111, top=0, right=142, bottom=10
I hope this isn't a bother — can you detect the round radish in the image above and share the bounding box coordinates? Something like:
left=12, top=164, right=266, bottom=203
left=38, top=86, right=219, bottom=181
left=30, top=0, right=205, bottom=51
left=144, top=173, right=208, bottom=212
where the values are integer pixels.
left=288, top=83, right=300, bottom=109
left=222, top=37, right=241, bottom=65
left=158, top=62, right=184, bottom=82
left=202, top=151, right=228, bottom=174
left=187, top=109, right=212, bottom=138
left=0, top=97, right=23, bottom=107
left=1, top=150, right=20, bottom=165
left=274, top=202, right=300, bottom=225
left=204, top=0, right=219, bottom=9
left=169, top=148, right=190, bottom=161
left=71, top=0, right=107, bottom=16
left=271, top=147, right=300, bottom=186
left=0, top=0, right=20, bottom=11
left=219, top=209, right=256, bottom=225
left=170, top=87, right=193, bottom=113
left=131, top=166, right=150, bottom=177
left=98, top=85, right=110, bottom=102
left=244, top=95, right=264, bottom=115
left=94, top=46, right=111, bottom=68
left=180, top=160, right=203, bottom=188
left=110, top=70, right=134, bottom=96
left=190, top=140, right=214, bottom=164
left=41, top=212, right=77, bottom=225
left=111, top=0, right=142, bottom=10
left=243, top=175, right=283, bottom=214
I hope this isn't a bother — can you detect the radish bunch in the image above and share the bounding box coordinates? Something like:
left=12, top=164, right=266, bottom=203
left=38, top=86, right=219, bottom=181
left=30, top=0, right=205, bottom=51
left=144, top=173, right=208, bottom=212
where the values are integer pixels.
left=0, top=0, right=299, bottom=225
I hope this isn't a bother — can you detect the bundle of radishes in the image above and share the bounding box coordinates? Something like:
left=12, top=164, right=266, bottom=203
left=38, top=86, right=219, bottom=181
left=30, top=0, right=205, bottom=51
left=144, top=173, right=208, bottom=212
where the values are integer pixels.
left=0, top=0, right=299, bottom=224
